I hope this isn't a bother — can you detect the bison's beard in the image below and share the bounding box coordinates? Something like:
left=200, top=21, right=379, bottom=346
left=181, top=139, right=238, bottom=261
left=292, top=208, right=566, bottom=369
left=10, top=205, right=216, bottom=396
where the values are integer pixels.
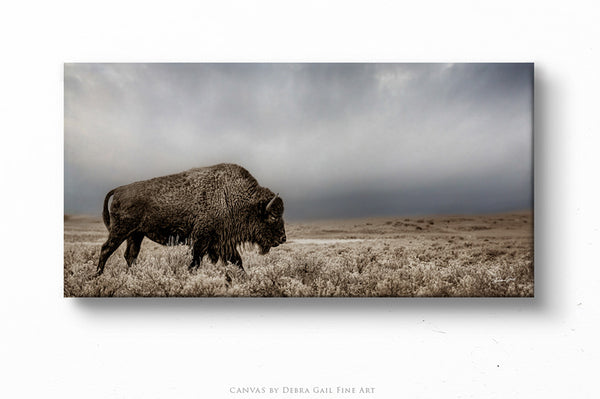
left=240, top=242, right=272, bottom=255
left=254, top=240, right=279, bottom=255
left=259, top=244, right=271, bottom=255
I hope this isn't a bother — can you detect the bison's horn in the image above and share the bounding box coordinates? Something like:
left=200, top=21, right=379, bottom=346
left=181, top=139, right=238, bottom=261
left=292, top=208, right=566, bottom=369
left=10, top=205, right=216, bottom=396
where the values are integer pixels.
left=266, top=193, right=279, bottom=212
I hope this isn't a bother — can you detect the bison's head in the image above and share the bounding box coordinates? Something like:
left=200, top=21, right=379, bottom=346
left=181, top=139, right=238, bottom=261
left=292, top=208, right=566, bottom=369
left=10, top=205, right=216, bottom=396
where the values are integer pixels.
left=256, top=193, right=286, bottom=254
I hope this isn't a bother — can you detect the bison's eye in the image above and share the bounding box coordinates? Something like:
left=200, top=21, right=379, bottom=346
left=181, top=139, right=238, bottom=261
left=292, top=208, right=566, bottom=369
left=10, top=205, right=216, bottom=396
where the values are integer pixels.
left=268, top=214, right=278, bottom=222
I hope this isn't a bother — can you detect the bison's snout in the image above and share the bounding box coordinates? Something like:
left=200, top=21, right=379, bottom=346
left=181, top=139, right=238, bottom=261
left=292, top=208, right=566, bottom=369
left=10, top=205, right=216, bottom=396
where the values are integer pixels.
left=271, top=234, right=286, bottom=248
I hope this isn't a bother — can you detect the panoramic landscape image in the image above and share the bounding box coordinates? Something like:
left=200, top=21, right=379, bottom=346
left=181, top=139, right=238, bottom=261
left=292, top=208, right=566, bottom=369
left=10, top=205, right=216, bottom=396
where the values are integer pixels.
left=64, top=63, right=533, bottom=297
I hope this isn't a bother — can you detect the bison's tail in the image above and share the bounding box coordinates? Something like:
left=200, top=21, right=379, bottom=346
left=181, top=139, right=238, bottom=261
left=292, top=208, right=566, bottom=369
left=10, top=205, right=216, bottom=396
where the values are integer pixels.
left=102, top=189, right=116, bottom=229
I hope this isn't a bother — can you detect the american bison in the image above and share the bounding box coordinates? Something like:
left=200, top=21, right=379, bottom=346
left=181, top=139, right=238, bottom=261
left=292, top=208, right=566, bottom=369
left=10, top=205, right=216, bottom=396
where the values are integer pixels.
left=97, top=163, right=286, bottom=275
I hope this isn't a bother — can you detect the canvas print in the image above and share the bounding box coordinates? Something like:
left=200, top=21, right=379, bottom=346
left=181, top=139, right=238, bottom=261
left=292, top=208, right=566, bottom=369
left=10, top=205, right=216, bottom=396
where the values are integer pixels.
left=64, top=63, right=533, bottom=297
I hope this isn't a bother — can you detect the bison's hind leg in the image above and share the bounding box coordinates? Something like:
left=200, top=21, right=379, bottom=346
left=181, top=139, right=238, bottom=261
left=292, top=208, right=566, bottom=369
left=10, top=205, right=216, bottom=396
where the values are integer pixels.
left=97, top=232, right=128, bottom=276
left=124, top=233, right=144, bottom=267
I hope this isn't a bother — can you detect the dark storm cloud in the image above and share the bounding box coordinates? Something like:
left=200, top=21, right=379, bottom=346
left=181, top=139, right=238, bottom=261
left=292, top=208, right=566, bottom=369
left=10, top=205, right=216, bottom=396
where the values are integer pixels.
left=64, top=63, right=532, bottom=219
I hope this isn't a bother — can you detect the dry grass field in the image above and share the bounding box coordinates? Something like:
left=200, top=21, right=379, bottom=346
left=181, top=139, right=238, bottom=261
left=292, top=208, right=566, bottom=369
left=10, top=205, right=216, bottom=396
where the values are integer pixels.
left=64, top=212, right=533, bottom=297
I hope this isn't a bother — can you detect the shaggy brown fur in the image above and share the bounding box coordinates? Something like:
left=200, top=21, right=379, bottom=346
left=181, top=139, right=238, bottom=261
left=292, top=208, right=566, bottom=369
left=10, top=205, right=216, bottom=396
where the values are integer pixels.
left=97, top=163, right=286, bottom=275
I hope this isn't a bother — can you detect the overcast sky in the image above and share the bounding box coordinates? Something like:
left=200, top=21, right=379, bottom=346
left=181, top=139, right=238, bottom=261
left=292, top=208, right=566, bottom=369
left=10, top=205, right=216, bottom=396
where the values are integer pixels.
left=64, top=63, right=532, bottom=220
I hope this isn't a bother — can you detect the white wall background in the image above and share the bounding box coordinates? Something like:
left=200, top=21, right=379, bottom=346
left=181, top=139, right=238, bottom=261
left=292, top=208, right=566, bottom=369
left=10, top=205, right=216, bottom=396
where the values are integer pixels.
left=1, top=1, right=598, bottom=398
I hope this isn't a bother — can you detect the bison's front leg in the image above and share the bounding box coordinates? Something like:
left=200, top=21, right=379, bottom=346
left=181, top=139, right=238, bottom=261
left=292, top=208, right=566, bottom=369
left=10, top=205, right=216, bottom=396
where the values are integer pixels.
left=188, top=239, right=209, bottom=271
left=207, top=248, right=219, bottom=264
left=227, top=250, right=244, bottom=272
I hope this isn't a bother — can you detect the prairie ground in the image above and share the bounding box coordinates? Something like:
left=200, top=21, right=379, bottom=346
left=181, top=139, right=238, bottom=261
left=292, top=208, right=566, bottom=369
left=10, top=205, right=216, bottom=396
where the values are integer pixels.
left=64, top=212, right=533, bottom=297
